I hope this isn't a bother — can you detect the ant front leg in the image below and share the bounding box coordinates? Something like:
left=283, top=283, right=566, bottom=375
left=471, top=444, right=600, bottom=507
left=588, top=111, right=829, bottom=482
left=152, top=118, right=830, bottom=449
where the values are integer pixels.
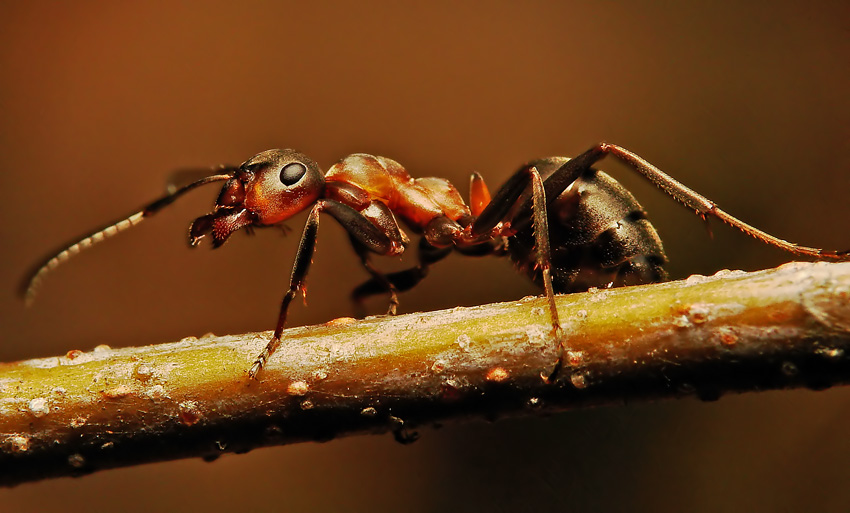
left=248, top=200, right=403, bottom=379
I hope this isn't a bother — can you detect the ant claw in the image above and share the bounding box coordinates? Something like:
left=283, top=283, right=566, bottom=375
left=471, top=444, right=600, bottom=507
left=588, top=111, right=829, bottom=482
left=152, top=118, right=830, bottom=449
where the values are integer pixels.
left=247, top=362, right=262, bottom=380
left=389, top=415, right=419, bottom=445
left=541, top=359, right=564, bottom=385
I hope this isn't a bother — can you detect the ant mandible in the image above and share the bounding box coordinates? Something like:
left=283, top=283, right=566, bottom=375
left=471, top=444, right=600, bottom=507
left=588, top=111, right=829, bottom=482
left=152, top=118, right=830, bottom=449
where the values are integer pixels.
left=22, top=143, right=850, bottom=381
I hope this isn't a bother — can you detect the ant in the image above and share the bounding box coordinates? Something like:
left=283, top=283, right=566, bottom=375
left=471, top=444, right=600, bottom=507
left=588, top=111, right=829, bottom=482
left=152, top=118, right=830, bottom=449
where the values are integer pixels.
left=22, top=143, right=850, bottom=381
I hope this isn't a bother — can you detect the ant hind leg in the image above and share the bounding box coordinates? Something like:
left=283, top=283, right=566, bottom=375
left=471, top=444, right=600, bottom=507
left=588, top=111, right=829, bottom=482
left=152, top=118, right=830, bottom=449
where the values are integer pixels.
left=580, top=143, right=850, bottom=261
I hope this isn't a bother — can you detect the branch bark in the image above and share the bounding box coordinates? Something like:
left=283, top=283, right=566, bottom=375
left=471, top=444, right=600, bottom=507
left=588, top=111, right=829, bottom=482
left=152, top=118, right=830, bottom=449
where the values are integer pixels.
left=2, top=261, right=849, bottom=486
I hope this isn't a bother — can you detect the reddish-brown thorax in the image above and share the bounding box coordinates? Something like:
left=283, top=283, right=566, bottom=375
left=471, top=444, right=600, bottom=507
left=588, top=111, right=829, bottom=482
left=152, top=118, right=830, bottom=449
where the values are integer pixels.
left=324, top=154, right=472, bottom=230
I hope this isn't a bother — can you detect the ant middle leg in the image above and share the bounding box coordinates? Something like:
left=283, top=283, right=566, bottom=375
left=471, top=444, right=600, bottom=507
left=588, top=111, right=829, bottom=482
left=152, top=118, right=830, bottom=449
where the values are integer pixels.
left=465, top=165, right=565, bottom=383
left=351, top=238, right=452, bottom=315
left=352, top=244, right=401, bottom=316
left=349, top=201, right=417, bottom=315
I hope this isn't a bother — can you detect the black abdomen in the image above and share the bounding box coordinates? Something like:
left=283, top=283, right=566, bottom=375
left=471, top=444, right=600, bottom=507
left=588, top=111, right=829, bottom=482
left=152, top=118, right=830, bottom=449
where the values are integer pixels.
left=508, top=157, right=668, bottom=292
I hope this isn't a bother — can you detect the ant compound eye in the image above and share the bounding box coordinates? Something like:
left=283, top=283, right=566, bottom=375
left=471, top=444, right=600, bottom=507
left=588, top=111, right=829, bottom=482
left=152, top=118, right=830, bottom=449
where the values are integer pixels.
left=279, top=162, right=307, bottom=186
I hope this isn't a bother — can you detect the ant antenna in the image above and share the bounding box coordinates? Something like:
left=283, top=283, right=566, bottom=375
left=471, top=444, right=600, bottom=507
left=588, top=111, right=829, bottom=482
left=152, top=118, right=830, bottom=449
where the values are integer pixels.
left=21, top=172, right=234, bottom=305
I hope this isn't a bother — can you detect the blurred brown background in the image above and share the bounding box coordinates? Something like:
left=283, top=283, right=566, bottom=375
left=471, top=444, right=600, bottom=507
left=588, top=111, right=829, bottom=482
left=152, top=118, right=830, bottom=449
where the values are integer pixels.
left=2, top=1, right=849, bottom=512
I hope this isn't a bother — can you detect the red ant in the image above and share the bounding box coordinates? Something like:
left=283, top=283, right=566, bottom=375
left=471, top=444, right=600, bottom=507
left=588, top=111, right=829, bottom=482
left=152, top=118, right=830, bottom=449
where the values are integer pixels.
left=22, top=143, right=850, bottom=381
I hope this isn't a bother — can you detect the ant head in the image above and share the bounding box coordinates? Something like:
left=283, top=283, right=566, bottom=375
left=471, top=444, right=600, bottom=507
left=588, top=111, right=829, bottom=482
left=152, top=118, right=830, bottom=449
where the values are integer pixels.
left=189, top=149, right=324, bottom=247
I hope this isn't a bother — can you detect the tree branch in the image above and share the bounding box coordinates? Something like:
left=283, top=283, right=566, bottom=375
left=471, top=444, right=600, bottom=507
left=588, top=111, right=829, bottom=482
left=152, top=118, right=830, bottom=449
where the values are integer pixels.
left=2, top=261, right=849, bottom=486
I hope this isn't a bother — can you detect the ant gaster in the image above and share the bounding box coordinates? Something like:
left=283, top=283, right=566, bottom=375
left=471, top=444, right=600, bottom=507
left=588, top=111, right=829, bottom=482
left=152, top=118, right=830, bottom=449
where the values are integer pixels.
left=22, top=144, right=850, bottom=381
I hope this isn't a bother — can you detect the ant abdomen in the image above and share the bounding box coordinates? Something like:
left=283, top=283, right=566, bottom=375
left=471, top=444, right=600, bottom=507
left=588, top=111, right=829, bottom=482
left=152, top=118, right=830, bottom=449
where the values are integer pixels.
left=509, top=157, right=668, bottom=292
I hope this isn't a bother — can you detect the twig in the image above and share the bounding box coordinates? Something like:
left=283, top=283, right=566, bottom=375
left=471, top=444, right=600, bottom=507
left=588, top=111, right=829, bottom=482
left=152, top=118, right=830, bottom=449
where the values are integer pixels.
left=1, top=261, right=849, bottom=486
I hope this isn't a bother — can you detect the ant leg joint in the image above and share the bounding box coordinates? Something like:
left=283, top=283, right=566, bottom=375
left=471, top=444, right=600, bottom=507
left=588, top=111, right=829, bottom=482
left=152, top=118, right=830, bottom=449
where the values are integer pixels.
left=423, top=215, right=463, bottom=247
